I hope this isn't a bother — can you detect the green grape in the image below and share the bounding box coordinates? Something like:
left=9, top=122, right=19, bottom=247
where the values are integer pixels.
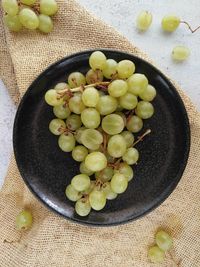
left=16, top=210, right=33, bottom=230
left=81, top=108, right=100, bottom=129
left=86, top=69, right=103, bottom=84
left=53, top=104, right=71, bottom=119
left=68, top=72, right=86, bottom=88
left=45, top=89, right=64, bottom=106
left=102, top=59, right=118, bottom=79
left=139, top=84, right=156, bottom=101
left=96, top=95, right=118, bottom=115
left=172, top=46, right=190, bottom=61
left=66, top=114, right=82, bottom=131
left=58, top=133, right=75, bottom=152
left=127, top=73, right=148, bottom=95
left=19, top=8, right=39, bottom=30
left=79, top=161, right=94, bottom=176
left=161, top=15, right=180, bottom=32
left=81, top=129, right=103, bottom=150
left=65, top=184, right=82, bottom=202
left=75, top=198, right=91, bottom=216
left=40, top=0, right=58, bottom=16
left=82, top=87, right=99, bottom=107
left=71, top=174, right=90, bottom=192
left=115, top=112, right=127, bottom=125
left=115, top=162, right=134, bottom=182
left=85, top=152, right=107, bottom=172
left=107, top=134, right=127, bottom=158
left=89, top=190, right=106, bottom=210
left=148, top=246, right=165, bottom=263
left=119, top=92, right=138, bottom=110
left=95, top=167, right=114, bottom=182
left=89, top=51, right=107, bottom=71
left=49, top=118, right=65, bottom=135
left=72, top=145, right=88, bottom=162
left=117, top=60, right=135, bottom=79
left=102, top=182, right=117, bottom=200
left=20, top=0, right=36, bottom=5
left=122, top=148, right=139, bottom=165
left=4, top=15, right=22, bottom=32
left=2, top=0, right=19, bottom=16
left=75, top=126, right=86, bottom=144
left=120, top=131, right=134, bottom=148
left=102, top=114, right=124, bottom=135
left=68, top=94, right=85, bottom=114
left=54, top=82, right=69, bottom=91
left=135, top=101, right=154, bottom=119
left=38, top=14, right=53, bottom=33
left=126, top=115, right=143, bottom=133
left=108, top=80, right=128, bottom=98
left=156, top=230, right=173, bottom=251
left=110, top=173, right=128, bottom=194
left=136, top=11, right=152, bottom=31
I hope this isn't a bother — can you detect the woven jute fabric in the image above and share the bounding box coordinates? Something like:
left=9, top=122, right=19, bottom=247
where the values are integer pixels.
left=0, top=1, right=200, bottom=266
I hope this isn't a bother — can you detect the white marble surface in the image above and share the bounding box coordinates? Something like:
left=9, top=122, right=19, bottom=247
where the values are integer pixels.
left=0, top=0, right=200, bottom=187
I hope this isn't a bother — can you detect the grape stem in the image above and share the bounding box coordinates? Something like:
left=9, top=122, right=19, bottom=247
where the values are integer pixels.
left=133, top=129, right=151, bottom=147
left=180, top=21, right=200, bottom=33
left=57, top=82, right=110, bottom=94
left=167, top=251, right=182, bottom=266
left=3, top=232, right=23, bottom=244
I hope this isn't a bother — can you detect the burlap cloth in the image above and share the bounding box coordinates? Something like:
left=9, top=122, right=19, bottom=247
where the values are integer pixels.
left=0, top=1, right=200, bottom=266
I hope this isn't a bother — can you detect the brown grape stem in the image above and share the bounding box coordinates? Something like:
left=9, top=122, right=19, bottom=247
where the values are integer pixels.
left=167, top=251, right=182, bottom=267
left=3, top=232, right=23, bottom=244
left=57, top=82, right=110, bottom=94
left=180, top=21, right=200, bottom=33
left=133, top=129, right=151, bottom=147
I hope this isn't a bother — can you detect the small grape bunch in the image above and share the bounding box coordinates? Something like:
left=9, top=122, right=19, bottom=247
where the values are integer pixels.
left=2, top=0, right=58, bottom=33
left=44, top=51, right=156, bottom=217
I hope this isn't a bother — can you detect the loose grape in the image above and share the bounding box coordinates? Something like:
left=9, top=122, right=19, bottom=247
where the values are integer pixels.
left=2, top=0, right=19, bottom=16
left=72, top=145, right=88, bottom=162
left=139, top=85, right=156, bottom=102
left=68, top=94, right=85, bottom=114
left=107, top=134, right=127, bottom=158
left=126, top=115, right=143, bottom=133
left=122, top=148, right=139, bottom=165
left=96, top=95, right=118, bottom=115
left=45, top=89, right=63, bottom=106
left=128, top=73, right=148, bottom=95
left=148, top=246, right=165, bottom=263
left=136, top=11, right=152, bottom=31
left=102, top=114, right=124, bottom=135
left=75, top=198, right=91, bottom=216
left=38, top=14, right=53, bottom=33
left=119, top=92, right=138, bottom=110
left=58, top=133, right=75, bottom=152
left=66, top=114, right=82, bottom=131
left=16, top=210, right=33, bottom=230
left=117, top=60, right=135, bottom=79
left=81, top=129, right=103, bottom=150
left=21, top=0, right=36, bottom=5
left=65, top=184, right=82, bottom=202
left=89, top=51, right=107, bottom=71
left=75, top=126, right=86, bottom=144
left=4, top=15, right=22, bottom=32
left=120, top=131, right=134, bottom=148
left=54, top=82, right=69, bottom=91
left=162, top=15, right=180, bottom=32
left=40, top=0, right=58, bottom=16
left=49, top=118, right=65, bottom=135
left=95, top=167, right=114, bottom=182
left=172, top=46, right=190, bottom=61
left=53, top=104, right=71, bottom=119
left=89, top=190, right=106, bottom=210
left=103, top=59, right=118, bottom=79
left=111, top=173, right=128, bottom=194
left=82, top=87, right=99, bottom=107
left=81, top=108, right=100, bottom=129
left=101, top=182, right=117, bottom=200
left=79, top=161, right=94, bottom=176
left=71, top=174, right=90, bottom=192
left=108, top=80, right=128, bottom=98
left=85, top=152, right=107, bottom=172
left=156, top=230, right=173, bottom=251
left=68, top=72, right=86, bottom=88
left=19, top=8, right=39, bottom=30
left=86, top=69, right=103, bottom=84
left=135, top=101, right=154, bottom=119
left=115, top=162, right=134, bottom=182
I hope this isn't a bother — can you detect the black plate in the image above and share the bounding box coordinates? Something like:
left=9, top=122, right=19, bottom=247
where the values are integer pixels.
left=13, top=50, right=190, bottom=226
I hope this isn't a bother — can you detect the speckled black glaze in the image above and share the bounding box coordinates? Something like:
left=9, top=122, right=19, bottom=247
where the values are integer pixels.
left=13, top=50, right=190, bottom=226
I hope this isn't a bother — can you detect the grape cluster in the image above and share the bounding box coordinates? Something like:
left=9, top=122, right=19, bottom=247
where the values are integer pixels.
left=2, top=0, right=58, bottom=33
left=44, top=51, right=156, bottom=217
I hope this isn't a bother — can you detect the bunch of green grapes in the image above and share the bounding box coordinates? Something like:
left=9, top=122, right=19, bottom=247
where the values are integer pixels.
left=2, top=0, right=58, bottom=33
left=44, top=50, right=156, bottom=217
